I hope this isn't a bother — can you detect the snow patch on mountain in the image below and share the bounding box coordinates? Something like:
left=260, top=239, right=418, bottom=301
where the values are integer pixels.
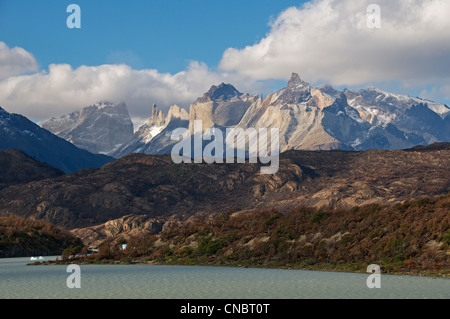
left=40, top=101, right=134, bottom=156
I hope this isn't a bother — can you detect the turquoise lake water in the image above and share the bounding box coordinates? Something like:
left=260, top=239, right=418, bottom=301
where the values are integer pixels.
left=0, top=257, right=448, bottom=299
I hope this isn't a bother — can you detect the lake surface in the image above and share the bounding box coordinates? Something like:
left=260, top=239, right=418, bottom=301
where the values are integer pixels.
left=0, top=257, right=448, bottom=299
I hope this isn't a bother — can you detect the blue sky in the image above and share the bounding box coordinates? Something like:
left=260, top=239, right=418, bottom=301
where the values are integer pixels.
left=0, top=0, right=305, bottom=73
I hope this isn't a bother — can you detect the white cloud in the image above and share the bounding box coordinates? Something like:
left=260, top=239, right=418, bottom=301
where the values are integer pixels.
left=219, top=0, right=450, bottom=87
left=0, top=42, right=39, bottom=81
left=0, top=59, right=259, bottom=124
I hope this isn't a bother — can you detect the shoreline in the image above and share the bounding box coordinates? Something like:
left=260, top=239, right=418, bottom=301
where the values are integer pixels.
left=28, top=258, right=449, bottom=278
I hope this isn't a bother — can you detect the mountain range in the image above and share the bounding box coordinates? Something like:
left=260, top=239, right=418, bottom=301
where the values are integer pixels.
left=1, top=72, right=449, bottom=174
left=39, top=73, right=449, bottom=159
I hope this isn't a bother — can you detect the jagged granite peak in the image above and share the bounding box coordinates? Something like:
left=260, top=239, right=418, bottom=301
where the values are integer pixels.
left=40, top=101, right=134, bottom=156
left=287, top=72, right=303, bottom=88
left=318, top=84, right=341, bottom=99
left=0, top=106, right=112, bottom=173
left=122, top=104, right=168, bottom=150
left=111, top=104, right=190, bottom=159
left=151, top=103, right=158, bottom=118
left=197, top=83, right=242, bottom=103
left=321, top=92, right=349, bottom=116
left=270, top=73, right=312, bottom=105
left=286, top=73, right=310, bottom=92
left=189, top=83, right=257, bottom=133
left=166, top=104, right=189, bottom=123
left=147, top=103, right=166, bottom=127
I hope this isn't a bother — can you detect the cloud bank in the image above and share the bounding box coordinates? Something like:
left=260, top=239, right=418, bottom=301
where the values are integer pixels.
left=0, top=54, right=258, bottom=122
left=219, top=0, right=450, bottom=87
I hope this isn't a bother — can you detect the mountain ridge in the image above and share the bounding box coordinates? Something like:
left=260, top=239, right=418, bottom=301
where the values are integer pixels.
left=111, top=73, right=450, bottom=157
left=40, top=101, right=134, bottom=156
left=0, top=106, right=113, bottom=173
left=0, top=142, right=447, bottom=229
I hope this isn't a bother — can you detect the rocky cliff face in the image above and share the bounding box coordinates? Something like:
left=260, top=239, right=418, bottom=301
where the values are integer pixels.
left=40, top=101, right=134, bottom=156
left=71, top=214, right=167, bottom=248
left=233, top=73, right=356, bottom=152
left=188, top=83, right=258, bottom=132
left=235, top=73, right=450, bottom=152
left=112, top=104, right=189, bottom=158
left=339, top=88, right=450, bottom=148
left=150, top=103, right=166, bottom=127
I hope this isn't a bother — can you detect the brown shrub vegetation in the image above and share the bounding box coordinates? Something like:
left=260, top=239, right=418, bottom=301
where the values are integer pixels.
left=83, top=193, right=450, bottom=274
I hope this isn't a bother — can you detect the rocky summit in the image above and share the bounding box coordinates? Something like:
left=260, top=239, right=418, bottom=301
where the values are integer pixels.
left=40, top=101, right=134, bottom=156
left=112, top=104, right=190, bottom=158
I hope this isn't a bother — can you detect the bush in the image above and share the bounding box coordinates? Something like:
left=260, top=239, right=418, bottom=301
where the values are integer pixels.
left=88, top=193, right=449, bottom=274
left=441, top=230, right=450, bottom=245
left=196, top=237, right=224, bottom=256
left=176, top=246, right=194, bottom=258
left=310, top=210, right=327, bottom=224
left=62, top=245, right=83, bottom=260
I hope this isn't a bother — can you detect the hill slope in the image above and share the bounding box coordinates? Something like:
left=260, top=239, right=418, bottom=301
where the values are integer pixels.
left=0, top=143, right=448, bottom=229
left=0, top=106, right=113, bottom=173
left=0, top=149, right=64, bottom=190
left=86, top=193, right=449, bottom=275
left=0, top=215, right=82, bottom=258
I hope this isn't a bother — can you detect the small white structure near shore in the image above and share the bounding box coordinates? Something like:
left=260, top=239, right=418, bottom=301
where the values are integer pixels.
left=30, top=256, right=45, bottom=261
